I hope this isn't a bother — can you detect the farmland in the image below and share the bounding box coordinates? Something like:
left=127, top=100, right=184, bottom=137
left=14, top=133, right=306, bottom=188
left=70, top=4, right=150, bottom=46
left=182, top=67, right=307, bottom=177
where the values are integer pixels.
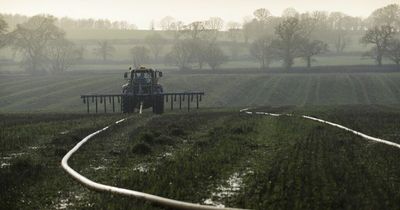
left=2, top=2, right=400, bottom=210
left=1, top=106, right=400, bottom=209
left=1, top=69, right=400, bottom=113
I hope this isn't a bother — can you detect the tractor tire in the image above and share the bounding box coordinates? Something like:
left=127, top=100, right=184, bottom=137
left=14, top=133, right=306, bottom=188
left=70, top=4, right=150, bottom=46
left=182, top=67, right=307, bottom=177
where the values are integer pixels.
left=122, top=95, right=135, bottom=113
left=153, top=85, right=164, bottom=115
left=157, top=95, right=164, bottom=114
left=153, top=95, right=164, bottom=114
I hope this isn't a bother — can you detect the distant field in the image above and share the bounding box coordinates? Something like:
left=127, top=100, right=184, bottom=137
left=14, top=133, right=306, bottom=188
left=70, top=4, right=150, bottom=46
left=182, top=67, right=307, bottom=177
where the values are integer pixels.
left=0, top=46, right=376, bottom=68
left=1, top=69, right=400, bottom=113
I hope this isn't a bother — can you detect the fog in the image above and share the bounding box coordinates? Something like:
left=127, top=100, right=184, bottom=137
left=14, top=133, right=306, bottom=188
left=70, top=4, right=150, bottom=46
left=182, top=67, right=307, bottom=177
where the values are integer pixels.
left=1, top=0, right=399, bottom=29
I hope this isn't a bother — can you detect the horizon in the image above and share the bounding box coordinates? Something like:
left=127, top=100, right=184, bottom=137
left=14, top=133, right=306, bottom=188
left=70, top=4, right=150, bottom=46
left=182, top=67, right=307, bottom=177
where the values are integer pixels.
left=1, top=0, right=399, bottom=29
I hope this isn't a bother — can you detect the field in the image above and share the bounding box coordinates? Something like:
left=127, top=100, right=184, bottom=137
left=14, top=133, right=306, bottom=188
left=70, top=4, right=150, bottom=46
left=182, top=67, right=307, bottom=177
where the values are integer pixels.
left=3, top=6, right=400, bottom=210
left=1, top=63, right=400, bottom=209
left=1, top=106, right=400, bottom=209
left=1, top=69, right=400, bottom=113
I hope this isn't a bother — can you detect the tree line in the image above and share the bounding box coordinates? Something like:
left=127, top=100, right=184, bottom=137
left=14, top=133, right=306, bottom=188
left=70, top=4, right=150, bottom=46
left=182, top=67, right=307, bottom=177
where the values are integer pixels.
left=0, top=15, right=84, bottom=74
left=0, top=4, right=400, bottom=74
left=122, top=4, right=400, bottom=70
left=155, top=4, right=400, bottom=70
left=0, top=13, right=137, bottom=31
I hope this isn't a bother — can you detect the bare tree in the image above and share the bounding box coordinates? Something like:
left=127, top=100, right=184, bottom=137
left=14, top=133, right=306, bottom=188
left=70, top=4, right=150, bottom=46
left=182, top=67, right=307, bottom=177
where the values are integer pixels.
left=282, top=8, right=299, bottom=18
left=386, top=39, right=400, bottom=68
left=249, top=36, right=276, bottom=69
left=242, top=8, right=278, bottom=43
left=226, top=22, right=242, bottom=60
left=253, top=8, right=271, bottom=22
left=226, top=22, right=241, bottom=41
left=191, top=39, right=208, bottom=69
left=0, top=16, right=8, bottom=50
left=183, top=21, right=206, bottom=40
left=93, top=40, right=115, bottom=61
left=159, top=16, right=175, bottom=31
left=165, top=39, right=193, bottom=70
left=242, top=16, right=253, bottom=43
left=226, top=21, right=241, bottom=31
left=47, top=38, right=82, bottom=72
left=368, top=4, right=400, bottom=28
left=333, top=30, right=350, bottom=53
left=328, top=12, right=352, bottom=53
left=130, top=46, right=150, bottom=68
left=180, top=21, right=215, bottom=69
left=149, top=20, right=155, bottom=30
left=361, top=25, right=396, bottom=66
left=204, top=44, right=227, bottom=70
left=273, top=17, right=304, bottom=70
left=10, top=15, right=64, bottom=74
left=169, top=21, right=185, bottom=40
left=299, top=12, right=319, bottom=36
left=145, top=33, right=166, bottom=62
left=298, top=39, right=328, bottom=68
left=204, top=17, right=224, bottom=41
left=205, top=17, right=224, bottom=31
left=77, top=45, right=86, bottom=60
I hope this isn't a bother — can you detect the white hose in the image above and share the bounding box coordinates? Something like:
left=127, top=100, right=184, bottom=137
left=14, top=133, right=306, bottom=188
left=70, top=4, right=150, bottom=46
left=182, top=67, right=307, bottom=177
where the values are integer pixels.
left=240, top=108, right=400, bottom=150
left=139, top=102, right=143, bottom=114
left=61, top=118, right=245, bottom=210
left=62, top=108, right=399, bottom=209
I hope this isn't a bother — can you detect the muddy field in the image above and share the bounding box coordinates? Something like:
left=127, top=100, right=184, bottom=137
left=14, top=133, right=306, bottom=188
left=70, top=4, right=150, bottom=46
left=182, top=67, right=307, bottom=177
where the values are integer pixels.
left=1, top=106, right=400, bottom=209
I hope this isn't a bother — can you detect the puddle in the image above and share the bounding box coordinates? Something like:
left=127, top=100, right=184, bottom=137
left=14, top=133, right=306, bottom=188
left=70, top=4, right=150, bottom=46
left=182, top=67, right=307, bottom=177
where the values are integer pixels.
left=92, top=166, right=106, bottom=171
left=10, top=152, right=26, bottom=157
left=133, top=163, right=149, bottom=172
left=158, top=152, right=173, bottom=159
left=28, top=146, right=42, bottom=150
left=213, top=172, right=243, bottom=197
left=204, top=170, right=253, bottom=207
left=1, top=162, right=11, bottom=168
left=163, top=152, right=172, bottom=157
left=60, top=131, right=69, bottom=135
left=55, top=198, right=72, bottom=210
left=54, top=192, right=85, bottom=210
left=203, top=198, right=226, bottom=207
left=0, top=152, right=28, bottom=168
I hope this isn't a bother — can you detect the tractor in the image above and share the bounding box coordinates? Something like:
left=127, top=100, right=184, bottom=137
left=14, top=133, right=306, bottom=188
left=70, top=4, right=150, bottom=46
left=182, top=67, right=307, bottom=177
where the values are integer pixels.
left=121, top=67, right=164, bottom=114
left=80, top=67, right=204, bottom=114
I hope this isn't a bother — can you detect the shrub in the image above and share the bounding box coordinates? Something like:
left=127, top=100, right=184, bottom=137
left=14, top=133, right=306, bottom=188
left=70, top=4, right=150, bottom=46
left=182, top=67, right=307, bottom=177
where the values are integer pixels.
left=169, top=128, right=186, bottom=136
left=132, top=143, right=152, bottom=155
left=154, top=135, right=174, bottom=145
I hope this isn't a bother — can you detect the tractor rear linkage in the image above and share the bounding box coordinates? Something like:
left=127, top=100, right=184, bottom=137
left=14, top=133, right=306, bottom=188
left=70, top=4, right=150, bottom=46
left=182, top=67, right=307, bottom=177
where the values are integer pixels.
left=81, top=92, right=205, bottom=114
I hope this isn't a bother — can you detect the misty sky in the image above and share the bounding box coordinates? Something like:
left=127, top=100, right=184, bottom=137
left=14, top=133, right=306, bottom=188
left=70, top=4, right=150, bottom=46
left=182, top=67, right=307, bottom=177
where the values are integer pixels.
left=1, top=0, right=399, bottom=29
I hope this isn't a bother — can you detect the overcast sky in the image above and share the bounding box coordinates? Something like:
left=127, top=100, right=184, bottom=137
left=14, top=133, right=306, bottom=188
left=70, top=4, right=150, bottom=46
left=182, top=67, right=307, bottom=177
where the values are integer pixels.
left=1, top=0, right=399, bottom=29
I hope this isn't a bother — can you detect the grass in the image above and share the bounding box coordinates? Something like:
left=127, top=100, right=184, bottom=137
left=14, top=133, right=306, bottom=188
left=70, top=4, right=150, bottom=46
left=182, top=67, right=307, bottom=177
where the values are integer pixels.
left=0, top=113, right=127, bottom=210
left=1, top=106, right=399, bottom=209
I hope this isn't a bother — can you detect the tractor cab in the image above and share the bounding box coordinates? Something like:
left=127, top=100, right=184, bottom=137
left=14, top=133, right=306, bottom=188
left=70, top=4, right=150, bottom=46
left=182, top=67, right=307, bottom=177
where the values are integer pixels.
left=123, top=67, right=163, bottom=95
left=124, top=67, right=162, bottom=83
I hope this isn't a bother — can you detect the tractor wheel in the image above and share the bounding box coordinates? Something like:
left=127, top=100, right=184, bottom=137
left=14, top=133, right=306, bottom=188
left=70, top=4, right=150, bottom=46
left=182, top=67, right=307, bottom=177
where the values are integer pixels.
left=153, top=95, right=164, bottom=114
left=157, top=95, right=164, bottom=114
left=122, top=95, right=135, bottom=113
left=153, top=85, right=164, bottom=115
